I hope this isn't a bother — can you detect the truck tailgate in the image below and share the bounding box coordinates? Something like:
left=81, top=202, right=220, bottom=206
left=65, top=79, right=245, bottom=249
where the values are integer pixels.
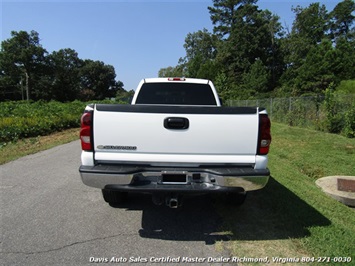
left=93, top=105, right=259, bottom=165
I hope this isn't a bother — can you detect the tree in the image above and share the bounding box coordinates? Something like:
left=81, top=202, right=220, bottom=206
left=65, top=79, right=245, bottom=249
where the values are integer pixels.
left=183, top=28, right=218, bottom=62
left=294, top=39, right=337, bottom=94
left=48, top=48, right=82, bottom=101
left=158, top=65, right=184, bottom=78
left=329, top=0, right=355, bottom=41
left=291, top=3, right=328, bottom=44
left=241, top=59, right=270, bottom=97
left=80, top=59, right=121, bottom=100
left=158, top=28, right=219, bottom=80
left=208, top=0, right=257, bottom=38
left=181, top=28, right=220, bottom=79
left=214, top=72, right=233, bottom=102
left=0, top=30, right=47, bottom=100
left=334, top=37, right=355, bottom=81
left=215, top=3, right=283, bottom=95
left=283, top=3, right=328, bottom=71
left=156, top=0, right=355, bottom=100
left=280, top=3, right=330, bottom=95
left=0, top=30, right=124, bottom=102
left=0, top=51, right=22, bottom=100
left=116, top=89, right=134, bottom=104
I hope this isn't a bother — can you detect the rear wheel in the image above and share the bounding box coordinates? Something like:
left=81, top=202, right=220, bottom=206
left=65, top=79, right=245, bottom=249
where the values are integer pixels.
left=102, top=189, right=127, bottom=206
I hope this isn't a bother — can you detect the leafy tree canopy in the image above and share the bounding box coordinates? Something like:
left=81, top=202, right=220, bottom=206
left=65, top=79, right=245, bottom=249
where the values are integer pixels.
left=158, top=0, right=355, bottom=99
left=0, top=30, right=125, bottom=102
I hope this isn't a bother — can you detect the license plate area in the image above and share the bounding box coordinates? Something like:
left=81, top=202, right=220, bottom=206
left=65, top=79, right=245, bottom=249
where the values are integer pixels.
left=161, top=171, right=188, bottom=184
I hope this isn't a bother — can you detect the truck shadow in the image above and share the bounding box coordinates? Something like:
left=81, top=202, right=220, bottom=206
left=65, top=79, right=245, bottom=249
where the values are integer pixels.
left=115, top=177, right=330, bottom=244
left=115, top=193, right=229, bottom=245
left=215, top=176, right=331, bottom=241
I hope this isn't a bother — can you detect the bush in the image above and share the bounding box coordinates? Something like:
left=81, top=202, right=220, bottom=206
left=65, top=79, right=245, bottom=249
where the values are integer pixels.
left=322, top=85, right=345, bottom=134
left=336, top=80, right=355, bottom=94
left=343, top=105, right=355, bottom=138
left=0, top=100, right=86, bottom=143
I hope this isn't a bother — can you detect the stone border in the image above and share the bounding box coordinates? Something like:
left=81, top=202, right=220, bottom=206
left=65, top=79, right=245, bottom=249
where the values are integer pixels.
left=316, top=176, right=355, bottom=207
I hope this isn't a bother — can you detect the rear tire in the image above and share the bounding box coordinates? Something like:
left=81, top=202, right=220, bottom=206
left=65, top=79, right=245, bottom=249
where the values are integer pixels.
left=102, top=189, right=127, bottom=206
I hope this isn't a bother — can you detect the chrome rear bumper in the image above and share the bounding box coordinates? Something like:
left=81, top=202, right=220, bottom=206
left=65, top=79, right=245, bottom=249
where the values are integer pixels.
left=79, top=165, right=269, bottom=192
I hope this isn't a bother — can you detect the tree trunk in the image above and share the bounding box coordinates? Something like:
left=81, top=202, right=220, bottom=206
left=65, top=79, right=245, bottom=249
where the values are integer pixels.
left=25, top=70, right=29, bottom=101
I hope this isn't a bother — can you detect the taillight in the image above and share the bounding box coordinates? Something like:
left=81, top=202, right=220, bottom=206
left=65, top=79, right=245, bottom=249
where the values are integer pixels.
left=258, top=114, right=271, bottom=155
left=80, top=111, right=93, bottom=151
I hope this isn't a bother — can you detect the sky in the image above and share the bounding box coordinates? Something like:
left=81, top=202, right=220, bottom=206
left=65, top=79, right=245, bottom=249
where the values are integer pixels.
left=1, top=0, right=339, bottom=91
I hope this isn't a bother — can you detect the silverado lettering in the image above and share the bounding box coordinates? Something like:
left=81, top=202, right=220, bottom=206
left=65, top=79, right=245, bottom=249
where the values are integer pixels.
left=97, top=145, right=137, bottom=150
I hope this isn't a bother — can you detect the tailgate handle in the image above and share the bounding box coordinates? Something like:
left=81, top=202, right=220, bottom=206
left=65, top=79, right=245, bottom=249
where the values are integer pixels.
left=164, top=117, right=189, bottom=130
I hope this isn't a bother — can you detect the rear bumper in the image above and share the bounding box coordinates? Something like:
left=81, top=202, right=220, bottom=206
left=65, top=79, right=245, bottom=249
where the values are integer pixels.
left=79, top=164, right=270, bottom=193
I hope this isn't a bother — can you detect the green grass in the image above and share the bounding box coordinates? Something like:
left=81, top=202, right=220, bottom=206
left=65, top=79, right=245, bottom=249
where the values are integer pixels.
left=217, top=122, right=355, bottom=264
left=271, top=123, right=355, bottom=179
left=270, top=123, right=355, bottom=257
left=0, top=128, right=79, bottom=165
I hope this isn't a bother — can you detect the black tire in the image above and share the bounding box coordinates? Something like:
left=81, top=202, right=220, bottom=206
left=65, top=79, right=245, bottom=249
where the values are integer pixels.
left=102, top=189, right=127, bottom=206
left=225, top=191, right=247, bottom=206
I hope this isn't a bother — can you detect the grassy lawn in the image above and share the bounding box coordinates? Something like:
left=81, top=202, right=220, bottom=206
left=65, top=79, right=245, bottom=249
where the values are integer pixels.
left=216, top=122, right=355, bottom=265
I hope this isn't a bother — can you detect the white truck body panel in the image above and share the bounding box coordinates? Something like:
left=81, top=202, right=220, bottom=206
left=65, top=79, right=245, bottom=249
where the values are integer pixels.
left=93, top=107, right=258, bottom=165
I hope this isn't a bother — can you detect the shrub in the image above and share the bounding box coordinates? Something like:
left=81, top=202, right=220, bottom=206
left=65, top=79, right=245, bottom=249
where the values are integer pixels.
left=0, top=101, right=86, bottom=143
left=322, top=85, right=344, bottom=134
left=343, top=105, right=355, bottom=138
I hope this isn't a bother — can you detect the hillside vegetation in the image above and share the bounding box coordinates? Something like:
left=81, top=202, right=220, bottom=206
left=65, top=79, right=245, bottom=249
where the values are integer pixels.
left=0, top=100, right=85, bottom=143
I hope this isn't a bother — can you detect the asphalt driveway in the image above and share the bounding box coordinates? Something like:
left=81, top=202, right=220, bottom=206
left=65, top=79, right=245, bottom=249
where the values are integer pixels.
left=0, top=141, right=233, bottom=265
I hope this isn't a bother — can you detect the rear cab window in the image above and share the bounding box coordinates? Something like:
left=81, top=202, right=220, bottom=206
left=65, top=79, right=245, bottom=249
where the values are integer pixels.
left=135, top=82, right=217, bottom=105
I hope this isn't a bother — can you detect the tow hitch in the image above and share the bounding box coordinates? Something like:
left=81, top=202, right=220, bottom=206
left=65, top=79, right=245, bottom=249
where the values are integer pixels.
left=166, top=195, right=179, bottom=208
left=152, top=193, right=183, bottom=208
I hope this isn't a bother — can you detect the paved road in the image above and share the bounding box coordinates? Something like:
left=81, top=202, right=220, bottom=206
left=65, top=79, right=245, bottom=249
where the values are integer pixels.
left=1, top=141, right=233, bottom=266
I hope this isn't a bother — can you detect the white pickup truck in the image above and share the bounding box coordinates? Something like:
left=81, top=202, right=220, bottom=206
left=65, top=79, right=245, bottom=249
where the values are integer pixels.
left=79, top=78, right=271, bottom=208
